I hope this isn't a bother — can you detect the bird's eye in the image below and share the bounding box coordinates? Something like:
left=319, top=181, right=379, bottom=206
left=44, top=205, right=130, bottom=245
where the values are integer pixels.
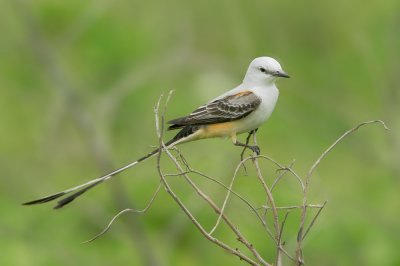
left=259, top=67, right=266, bottom=73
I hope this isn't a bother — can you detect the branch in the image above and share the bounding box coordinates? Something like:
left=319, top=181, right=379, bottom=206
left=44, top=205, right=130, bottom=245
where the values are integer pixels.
left=251, top=133, right=282, bottom=266
left=307, top=120, right=389, bottom=184
left=82, top=182, right=162, bottom=244
left=302, top=200, right=328, bottom=240
left=260, top=204, right=326, bottom=211
left=296, top=120, right=389, bottom=265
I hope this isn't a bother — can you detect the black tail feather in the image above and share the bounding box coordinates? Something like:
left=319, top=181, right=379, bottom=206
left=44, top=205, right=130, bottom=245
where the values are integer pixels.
left=168, top=124, right=184, bottom=130
left=22, top=191, right=67, bottom=205
left=54, top=180, right=103, bottom=209
left=168, top=125, right=200, bottom=142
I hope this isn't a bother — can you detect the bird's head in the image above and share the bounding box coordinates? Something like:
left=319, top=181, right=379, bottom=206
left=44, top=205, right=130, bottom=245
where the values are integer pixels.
left=243, top=57, right=289, bottom=85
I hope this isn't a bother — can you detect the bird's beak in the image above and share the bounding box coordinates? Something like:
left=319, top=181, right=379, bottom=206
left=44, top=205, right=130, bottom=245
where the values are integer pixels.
left=274, top=71, right=290, bottom=78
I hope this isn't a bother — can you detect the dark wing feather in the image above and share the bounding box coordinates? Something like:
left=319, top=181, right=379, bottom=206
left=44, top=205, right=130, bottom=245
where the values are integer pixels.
left=168, top=91, right=261, bottom=129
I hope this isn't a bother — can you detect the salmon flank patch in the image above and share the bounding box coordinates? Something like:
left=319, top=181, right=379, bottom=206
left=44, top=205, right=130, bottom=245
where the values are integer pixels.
left=200, top=122, right=238, bottom=138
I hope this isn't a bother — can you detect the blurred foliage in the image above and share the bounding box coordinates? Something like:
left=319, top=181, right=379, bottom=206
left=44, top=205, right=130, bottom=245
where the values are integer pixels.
left=1, top=0, right=399, bottom=265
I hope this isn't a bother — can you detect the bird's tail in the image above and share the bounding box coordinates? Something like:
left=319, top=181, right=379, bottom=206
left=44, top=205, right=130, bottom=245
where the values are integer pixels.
left=22, top=147, right=161, bottom=209
left=22, top=125, right=199, bottom=209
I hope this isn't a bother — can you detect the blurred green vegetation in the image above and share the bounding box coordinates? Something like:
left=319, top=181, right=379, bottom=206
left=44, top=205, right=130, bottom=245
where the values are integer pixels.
left=1, top=0, right=399, bottom=265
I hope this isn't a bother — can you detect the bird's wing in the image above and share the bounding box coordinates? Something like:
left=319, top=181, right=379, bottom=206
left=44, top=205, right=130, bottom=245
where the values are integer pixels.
left=168, top=90, right=261, bottom=129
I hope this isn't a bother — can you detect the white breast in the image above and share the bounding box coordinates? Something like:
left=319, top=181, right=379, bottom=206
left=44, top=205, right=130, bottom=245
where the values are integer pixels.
left=235, top=85, right=279, bottom=134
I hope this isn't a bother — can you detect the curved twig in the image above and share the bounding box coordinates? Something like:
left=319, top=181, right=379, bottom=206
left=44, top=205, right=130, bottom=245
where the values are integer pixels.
left=82, top=182, right=162, bottom=243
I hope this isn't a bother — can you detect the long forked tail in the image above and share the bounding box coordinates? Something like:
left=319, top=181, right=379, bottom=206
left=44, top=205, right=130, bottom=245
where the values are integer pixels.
left=22, top=147, right=161, bottom=209
left=22, top=125, right=199, bottom=209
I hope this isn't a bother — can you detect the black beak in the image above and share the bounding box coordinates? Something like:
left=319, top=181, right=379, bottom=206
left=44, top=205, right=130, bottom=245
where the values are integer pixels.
left=274, top=71, right=290, bottom=78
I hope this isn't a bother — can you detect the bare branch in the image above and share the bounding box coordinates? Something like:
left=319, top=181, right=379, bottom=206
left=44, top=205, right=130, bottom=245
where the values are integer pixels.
left=251, top=133, right=282, bottom=266
left=209, top=151, right=261, bottom=235
left=82, top=182, right=162, bottom=244
left=260, top=204, right=326, bottom=211
left=277, top=212, right=295, bottom=263
left=296, top=120, right=389, bottom=265
left=256, top=155, right=305, bottom=190
left=307, top=120, right=389, bottom=183
left=271, top=159, right=296, bottom=191
left=302, top=200, right=328, bottom=240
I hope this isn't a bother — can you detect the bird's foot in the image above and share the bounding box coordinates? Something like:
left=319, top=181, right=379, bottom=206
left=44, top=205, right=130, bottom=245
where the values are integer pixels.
left=249, top=145, right=260, bottom=155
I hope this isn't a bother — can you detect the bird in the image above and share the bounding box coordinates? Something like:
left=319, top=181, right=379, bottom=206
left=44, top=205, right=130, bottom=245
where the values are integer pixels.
left=22, top=56, right=289, bottom=209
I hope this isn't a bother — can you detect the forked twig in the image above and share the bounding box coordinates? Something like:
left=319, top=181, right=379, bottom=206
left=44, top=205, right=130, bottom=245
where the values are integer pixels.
left=307, top=120, right=389, bottom=184
left=209, top=149, right=267, bottom=236
left=271, top=159, right=296, bottom=191
left=296, top=120, right=389, bottom=265
left=302, top=200, right=328, bottom=240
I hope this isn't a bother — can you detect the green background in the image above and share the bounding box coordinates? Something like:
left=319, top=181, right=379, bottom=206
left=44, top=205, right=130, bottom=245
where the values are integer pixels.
left=1, top=0, right=399, bottom=265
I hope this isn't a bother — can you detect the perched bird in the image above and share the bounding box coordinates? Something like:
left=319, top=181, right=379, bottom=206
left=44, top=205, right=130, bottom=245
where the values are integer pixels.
left=23, top=56, right=289, bottom=209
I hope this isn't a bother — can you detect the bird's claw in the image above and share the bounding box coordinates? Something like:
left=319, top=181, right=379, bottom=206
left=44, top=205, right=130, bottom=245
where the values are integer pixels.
left=250, top=145, right=260, bottom=155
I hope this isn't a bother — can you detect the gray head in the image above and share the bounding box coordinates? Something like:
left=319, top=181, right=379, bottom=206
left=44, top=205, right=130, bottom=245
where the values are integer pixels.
left=243, top=57, right=289, bottom=85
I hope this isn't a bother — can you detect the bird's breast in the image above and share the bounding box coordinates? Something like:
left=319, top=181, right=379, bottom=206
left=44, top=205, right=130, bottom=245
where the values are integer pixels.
left=235, top=86, right=279, bottom=133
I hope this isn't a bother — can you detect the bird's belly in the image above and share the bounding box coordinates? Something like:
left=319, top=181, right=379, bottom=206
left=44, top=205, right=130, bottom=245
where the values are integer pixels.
left=174, top=121, right=247, bottom=144
left=199, top=121, right=241, bottom=138
left=196, top=112, right=270, bottom=140
left=235, top=107, right=272, bottom=134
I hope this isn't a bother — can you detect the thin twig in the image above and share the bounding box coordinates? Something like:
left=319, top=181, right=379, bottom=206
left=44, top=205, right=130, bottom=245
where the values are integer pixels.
left=209, top=152, right=299, bottom=261
left=164, top=171, right=191, bottom=177
left=296, top=120, right=389, bottom=265
left=179, top=153, right=276, bottom=242
left=271, top=159, right=296, bottom=191
left=256, top=155, right=305, bottom=190
left=260, top=204, right=325, bottom=211
left=302, top=200, right=328, bottom=240
left=82, top=182, right=162, bottom=243
left=209, top=150, right=261, bottom=235
left=251, top=133, right=282, bottom=266
left=277, top=212, right=293, bottom=262
left=307, top=120, right=389, bottom=184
